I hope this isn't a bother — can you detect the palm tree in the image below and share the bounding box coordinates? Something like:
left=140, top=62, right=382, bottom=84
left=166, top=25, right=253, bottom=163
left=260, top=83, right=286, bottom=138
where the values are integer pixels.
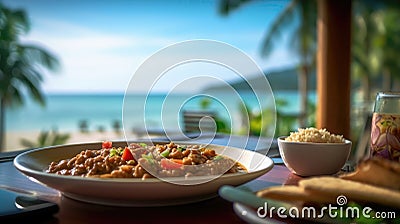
left=0, top=3, right=59, bottom=151
left=219, top=0, right=317, bottom=128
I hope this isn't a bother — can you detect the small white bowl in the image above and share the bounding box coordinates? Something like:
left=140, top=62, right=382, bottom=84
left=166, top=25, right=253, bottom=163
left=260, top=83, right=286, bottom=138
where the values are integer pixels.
left=278, top=136, right=352, bottom=176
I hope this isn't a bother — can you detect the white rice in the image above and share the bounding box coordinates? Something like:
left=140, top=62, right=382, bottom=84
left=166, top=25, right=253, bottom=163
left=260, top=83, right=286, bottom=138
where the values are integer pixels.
left=285, top=127, right=345, bottom=143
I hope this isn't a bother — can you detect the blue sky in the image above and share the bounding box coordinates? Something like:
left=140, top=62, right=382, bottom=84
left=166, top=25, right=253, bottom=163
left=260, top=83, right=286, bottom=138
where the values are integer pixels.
left=2, top=0, right=297, bottom=93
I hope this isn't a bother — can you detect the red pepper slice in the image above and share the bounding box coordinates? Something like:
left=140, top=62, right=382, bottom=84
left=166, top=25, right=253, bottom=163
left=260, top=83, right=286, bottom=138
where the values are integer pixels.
left=121, top=147, right=134, bottom=161
left=170, top=159, right=183, bottom=164
left=161, top=159, right=183, bottom=170
left=102, top=141, right=112, bottom=149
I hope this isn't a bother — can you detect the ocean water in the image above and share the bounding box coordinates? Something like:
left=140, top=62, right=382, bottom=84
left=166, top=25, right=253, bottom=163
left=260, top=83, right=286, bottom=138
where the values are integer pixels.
left=6, top=91, right=316, bottom=133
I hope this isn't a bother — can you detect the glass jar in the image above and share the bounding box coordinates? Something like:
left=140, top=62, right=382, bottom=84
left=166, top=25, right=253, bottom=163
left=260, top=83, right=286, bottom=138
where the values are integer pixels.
left=370, top=92, right=400, bottom=162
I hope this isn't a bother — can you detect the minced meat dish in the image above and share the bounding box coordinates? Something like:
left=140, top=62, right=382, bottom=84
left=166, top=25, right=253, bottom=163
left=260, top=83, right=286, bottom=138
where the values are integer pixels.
left=46, top=142, right=247, bottom=179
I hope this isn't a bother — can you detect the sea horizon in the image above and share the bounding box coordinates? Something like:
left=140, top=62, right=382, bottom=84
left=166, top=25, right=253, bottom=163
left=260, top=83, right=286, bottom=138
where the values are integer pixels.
left=6, top=90, right=316, bottom=133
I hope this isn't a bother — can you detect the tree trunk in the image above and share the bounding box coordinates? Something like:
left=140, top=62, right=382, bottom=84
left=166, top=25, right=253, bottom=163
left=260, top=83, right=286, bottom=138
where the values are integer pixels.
left=298, top=65, right=309, bottom=128
left=0, top=97, right=5, bottom=152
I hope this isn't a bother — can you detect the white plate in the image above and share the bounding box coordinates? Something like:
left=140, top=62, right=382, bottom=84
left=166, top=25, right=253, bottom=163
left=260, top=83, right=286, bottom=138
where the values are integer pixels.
left=14, top=141, right=273, bottom=206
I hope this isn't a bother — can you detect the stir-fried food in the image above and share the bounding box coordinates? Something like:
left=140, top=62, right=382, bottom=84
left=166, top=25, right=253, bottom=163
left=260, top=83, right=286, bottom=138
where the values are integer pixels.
left=46, top=142, right=247, bottom=179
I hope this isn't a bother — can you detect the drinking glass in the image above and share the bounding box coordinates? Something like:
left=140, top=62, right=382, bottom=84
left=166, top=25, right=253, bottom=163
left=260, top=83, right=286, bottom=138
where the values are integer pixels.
left=370, top=92, right=400, bottom=162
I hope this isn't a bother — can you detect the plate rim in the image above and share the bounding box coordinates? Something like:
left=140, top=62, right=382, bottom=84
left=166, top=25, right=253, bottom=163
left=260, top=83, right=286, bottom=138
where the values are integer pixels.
left=13, top=140, right=274, bottom=206
left=14, top=140, right=273, bottom=184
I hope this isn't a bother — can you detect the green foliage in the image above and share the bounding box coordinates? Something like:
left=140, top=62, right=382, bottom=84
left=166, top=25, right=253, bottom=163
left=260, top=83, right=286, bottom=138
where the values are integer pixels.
left=373, top=7, right=400, bottom=83
left=199, top=97, right=212, bottom=110
left=20, top=129, right=70, bottom=148
left=307, top=100, right=316, bottom=127
left=215, top=118, right=230, bottom=134
left=238, top=98, right=316, bottom=137
left=237, top=102, right=272, bottom=137
left=197, top=96, right=230, bottom=134
left=274, top=98, right=296, bottom=137
left=352, top=1, right=400, bottom=100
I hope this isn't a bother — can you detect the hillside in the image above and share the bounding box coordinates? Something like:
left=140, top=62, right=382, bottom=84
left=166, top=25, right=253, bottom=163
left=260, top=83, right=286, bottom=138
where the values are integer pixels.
left=204, top=67, right=316, bottom=92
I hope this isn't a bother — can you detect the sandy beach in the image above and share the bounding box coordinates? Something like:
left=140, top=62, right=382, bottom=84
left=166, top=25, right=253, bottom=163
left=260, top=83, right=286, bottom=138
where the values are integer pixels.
left=4, top=130, right=132, bottom=152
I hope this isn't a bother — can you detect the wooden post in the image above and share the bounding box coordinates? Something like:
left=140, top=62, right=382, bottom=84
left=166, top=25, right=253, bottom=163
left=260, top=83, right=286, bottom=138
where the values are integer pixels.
left=317, top=0, right=352, bottom=138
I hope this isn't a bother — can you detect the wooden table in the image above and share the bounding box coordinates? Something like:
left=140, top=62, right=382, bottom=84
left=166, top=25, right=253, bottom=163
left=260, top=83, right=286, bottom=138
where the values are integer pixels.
left=0, top=136, right=301, bottom=223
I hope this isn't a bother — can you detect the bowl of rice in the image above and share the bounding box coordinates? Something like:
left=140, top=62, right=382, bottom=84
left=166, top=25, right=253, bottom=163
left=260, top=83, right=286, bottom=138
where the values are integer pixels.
left=278, top=128, right=352, bottom=176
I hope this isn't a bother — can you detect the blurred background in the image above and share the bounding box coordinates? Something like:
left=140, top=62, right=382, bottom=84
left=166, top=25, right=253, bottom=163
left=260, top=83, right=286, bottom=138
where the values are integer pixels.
left=1, top=0, right=399, bottom=152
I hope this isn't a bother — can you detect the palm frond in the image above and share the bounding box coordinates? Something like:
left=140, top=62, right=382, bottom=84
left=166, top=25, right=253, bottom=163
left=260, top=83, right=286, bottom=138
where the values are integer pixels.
left=18, top=44, right=60, bottom=71
left=10, top=9, right=30, bottom=34
left=38, top=130, right=50, bottom=146
left=218, top=0, right=252, bottom=15
left=6, top=60, right=46, bottom=106
left=20, top=129, right=70, bottom=148
left=0, top=4, right=30, bottom=41
left=52, top=132, right=71, bottom=145
left=15, top=72, right=45, bottom=106
left=296, top=0, right=317, bottom=57
left=5, top=85, right=24, bottom=107
left=260, top=0, right=298, bottom=57
left=20, top=138, right=36, bottom=148
left=15, top=60, right=43, bottom=82
left=0, top=42, right=58, bottom=108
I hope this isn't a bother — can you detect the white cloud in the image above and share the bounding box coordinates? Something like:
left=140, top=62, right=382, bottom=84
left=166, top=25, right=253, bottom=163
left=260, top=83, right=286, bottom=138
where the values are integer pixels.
left=19, top=19, right=298, bottom=94
left=21, top=19, right=177, bottom=93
